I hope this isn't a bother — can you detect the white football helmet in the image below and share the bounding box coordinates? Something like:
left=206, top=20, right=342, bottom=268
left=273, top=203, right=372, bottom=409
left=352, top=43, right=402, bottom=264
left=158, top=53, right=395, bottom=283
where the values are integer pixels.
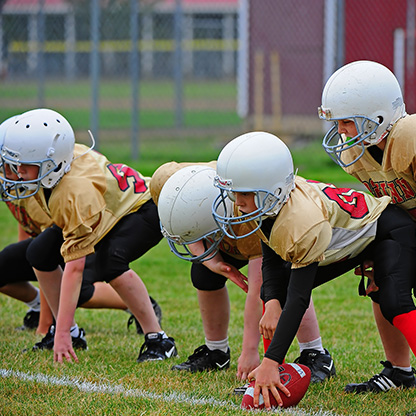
left=319, top=60, right=406, bottom=167
left=0, top=108, right=75, bottom=199
left=213, top=131, right=295, bottom=239
left=158, top=164, right=230, bottom=262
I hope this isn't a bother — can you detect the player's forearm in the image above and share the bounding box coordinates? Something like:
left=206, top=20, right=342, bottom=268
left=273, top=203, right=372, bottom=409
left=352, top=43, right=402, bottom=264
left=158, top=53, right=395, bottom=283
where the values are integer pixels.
left=264, top=263, right=317, bottom=363
left=56, top=257, right=85, bottom=333
left=242, top=292, right=262, bottom=351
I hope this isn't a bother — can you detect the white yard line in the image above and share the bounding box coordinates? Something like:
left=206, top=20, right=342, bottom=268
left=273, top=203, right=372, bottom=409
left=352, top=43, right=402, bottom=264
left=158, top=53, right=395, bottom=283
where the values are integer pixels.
left=1, top=368, right=339, bottom=415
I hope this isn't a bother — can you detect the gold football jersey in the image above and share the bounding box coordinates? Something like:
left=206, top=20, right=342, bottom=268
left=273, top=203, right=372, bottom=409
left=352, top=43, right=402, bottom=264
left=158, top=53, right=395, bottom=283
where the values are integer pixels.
left=33, top=144, right=152, bottom=262
left=263, top=176, right=391, bottom=268
left=150, top=161, right=262, bottom=260
left=5, top=197, right=53, bottom=237
left=341, top=114, right=416, bottom=218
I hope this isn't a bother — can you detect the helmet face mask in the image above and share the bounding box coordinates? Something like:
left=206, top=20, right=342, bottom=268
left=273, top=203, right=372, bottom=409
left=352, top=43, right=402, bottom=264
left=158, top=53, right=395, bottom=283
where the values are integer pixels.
left=319, top=60, right=406, bottom=166
left=0, top=109, right=75, bottom=200
left=212, top=131, right=295, bottom=240
left=157, top=165, right=229, bottom=263
left=321, top=115, right=378, bottom=167
left=162, top=225, right=225, bottom=263
left=212, top=180, right=281, bottom=240
left=0, top=155, right=58, bottom=200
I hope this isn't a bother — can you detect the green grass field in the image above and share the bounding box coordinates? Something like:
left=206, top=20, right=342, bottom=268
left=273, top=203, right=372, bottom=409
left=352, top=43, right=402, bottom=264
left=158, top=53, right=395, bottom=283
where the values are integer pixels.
left=0, top=80, right=241, bottom=131
left=0, top=138, right=415, bottom=416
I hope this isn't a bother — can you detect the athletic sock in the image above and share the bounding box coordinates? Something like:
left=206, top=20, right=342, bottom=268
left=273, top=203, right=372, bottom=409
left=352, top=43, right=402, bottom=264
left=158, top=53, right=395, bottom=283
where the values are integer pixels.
left=298, top=336, right=325, bottom=354
left=25, top=288, right=41, bottom=312
left=205, top=337, right=229, bottom=353
left=393, top=310, right=416, bottom=357
left=393, top=365, right=413, bottom=372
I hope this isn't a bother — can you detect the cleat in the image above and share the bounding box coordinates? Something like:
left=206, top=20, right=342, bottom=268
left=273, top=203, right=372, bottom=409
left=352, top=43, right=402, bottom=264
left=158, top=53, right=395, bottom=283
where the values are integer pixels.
left=32, top=325, right=88, bottom=351
left=17, top=310, right=40, bottom=331
left=127, top=296, right=162, bottom=335
left=345, top=361, right=416, bottom=394
left=171, top=344, right=230, bottom=372
left=71, top=328, right=88, bottom=350
left=233, top=382, right=250, bottom=395
left=137, top=333, right=177, bottom=362
left=32, top=325, right=55, bottom=350
left=294, top=348, right=336, bottom=383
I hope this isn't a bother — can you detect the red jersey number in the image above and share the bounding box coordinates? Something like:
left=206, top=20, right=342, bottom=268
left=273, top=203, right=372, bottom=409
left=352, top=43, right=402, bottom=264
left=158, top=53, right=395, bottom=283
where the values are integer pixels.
left=107, top=164, right=147, bottom=193
left=322, top=187, right=369, bottom=219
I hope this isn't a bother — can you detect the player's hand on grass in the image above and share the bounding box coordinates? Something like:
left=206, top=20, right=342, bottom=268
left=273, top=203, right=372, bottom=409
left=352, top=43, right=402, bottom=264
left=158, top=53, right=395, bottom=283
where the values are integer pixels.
left=248, top=358, right=290, bottom=410
left=54, top=330, right=78, bottom=363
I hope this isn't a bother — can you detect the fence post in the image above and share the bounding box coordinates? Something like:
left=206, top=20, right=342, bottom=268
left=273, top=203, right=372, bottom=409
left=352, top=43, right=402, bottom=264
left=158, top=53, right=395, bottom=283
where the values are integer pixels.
left=130, top=0, right=140, bottom=160
left=90, top=0, right=100, bottom=149
left=174, top=0, right=184, bottom=129
left=36, top=0, right=45, bottom=108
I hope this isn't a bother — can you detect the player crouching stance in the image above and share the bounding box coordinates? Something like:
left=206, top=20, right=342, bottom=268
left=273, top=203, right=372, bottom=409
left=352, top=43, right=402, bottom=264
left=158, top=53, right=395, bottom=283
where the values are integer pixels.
left=212, top=131, right=416, bottom=409
left=151, top=162, right=335, bottom=385
left=0, top=108, right=177, bottom=364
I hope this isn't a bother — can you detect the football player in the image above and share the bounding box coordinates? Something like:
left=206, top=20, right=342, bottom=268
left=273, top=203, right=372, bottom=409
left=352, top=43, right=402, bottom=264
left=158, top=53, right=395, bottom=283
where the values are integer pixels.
left=0, top=115, right=161, bottom=339
left=0, top=108, right=176, bottom=364
left=212, top=131, right=416, bottom=409
left=319, top=60, right=416, bottom=393
left=151, top=161, right=335, bottom=385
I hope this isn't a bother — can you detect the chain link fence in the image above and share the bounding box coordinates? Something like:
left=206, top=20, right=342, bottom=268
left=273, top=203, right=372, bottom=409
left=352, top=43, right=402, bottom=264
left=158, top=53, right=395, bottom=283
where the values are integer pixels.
left=0, top=0, right=414, bottom=155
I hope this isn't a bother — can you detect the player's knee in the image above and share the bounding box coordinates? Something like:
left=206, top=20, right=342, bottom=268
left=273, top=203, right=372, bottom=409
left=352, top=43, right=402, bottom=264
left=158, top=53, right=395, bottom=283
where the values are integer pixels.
left=191, top=266, right=226, bottom=290
left=26, top=238, right=61, bottom=271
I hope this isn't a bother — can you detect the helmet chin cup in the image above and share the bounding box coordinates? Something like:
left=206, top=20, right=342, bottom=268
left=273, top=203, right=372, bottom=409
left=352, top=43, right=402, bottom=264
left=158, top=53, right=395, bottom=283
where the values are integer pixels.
left=322, top=123, right=368, bottom=167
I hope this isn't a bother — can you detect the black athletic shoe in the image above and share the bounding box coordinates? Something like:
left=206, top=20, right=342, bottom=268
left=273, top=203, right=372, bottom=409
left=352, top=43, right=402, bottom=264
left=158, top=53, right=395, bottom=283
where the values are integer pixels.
left=233, top=382, right=250, bottom=395
left=32, top=325, right=88, bottom=351
left=71, top=328, right=88, bottom=350
left=294, top=348, right=336, bottom=383
left=345, top=361, right=416, bottom=394
left=17, top=310, right=40, bottom=331
left=127, top=296, right=162, bottom=335
left=32, top=325, right=55, bottom=350
left=171, top=344, right=230, bottom=372
left=137, top=333, right=177, bottom=362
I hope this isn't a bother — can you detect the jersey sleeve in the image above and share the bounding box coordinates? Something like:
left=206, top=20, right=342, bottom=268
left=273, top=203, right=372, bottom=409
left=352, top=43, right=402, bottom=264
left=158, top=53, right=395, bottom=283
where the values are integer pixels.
left=49, top=178, right=106, bottom=262
left=269, top=218, right=332, bottom=268
left=388, top=116, right=416, bottom=179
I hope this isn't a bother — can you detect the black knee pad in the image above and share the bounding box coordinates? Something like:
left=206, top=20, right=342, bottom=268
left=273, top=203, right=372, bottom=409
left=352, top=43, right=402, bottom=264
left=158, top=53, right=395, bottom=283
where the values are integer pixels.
left=191, top=262, right=227, bottom=291
left=0, top=239, right=35, bottom=286
left=26, top=226, right=65, bottom=271
left=373, top=238, right=416, bottom=322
